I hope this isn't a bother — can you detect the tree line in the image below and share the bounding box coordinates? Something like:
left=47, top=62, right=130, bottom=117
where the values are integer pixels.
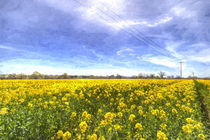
left=0, top=71, right=208, bottom=79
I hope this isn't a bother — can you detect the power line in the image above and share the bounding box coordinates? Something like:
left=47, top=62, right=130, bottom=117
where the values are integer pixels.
left=94, top=0, right=200, bottom=58
left=98, top=4, right=173, bottom=57
left=72, top=0, right=200, bottom=59
left=72, top=0, right=174, bottom=57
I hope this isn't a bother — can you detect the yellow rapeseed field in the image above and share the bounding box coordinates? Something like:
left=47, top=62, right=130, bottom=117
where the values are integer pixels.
left=0, top=79, right=209, bottom=139
left=198, top=80, right=210, bottom=90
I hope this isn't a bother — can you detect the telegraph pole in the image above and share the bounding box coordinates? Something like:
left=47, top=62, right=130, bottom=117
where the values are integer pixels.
left=179, top=61, right=183, bottom=78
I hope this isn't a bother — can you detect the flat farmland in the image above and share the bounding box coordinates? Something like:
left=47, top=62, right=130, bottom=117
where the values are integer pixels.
left=0, top=79, right=209, bottom=140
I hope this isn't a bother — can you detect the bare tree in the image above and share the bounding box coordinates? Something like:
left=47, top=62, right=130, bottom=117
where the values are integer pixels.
left=158, top=71, right=165, bottom=79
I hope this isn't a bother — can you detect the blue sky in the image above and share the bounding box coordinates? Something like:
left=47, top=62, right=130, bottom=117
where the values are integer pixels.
left=0, top=0, right=210, bottom=77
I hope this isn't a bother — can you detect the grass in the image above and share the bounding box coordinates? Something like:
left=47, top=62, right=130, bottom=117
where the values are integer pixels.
left=194, top=80, right=210, bottom=131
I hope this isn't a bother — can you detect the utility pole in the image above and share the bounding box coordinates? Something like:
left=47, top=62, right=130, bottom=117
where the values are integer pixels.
left=179, top=61, right=183, bottom=78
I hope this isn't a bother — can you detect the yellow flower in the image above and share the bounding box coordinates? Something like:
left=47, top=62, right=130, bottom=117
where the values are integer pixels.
left=104, top=112, right=115, bottom=123
left=82, top=111, right=88, bottom=118
left=71, top=112, right=77, bottom=118
left=77, top=134, right=81, bottom=139
left=19, top=98, right=24, bottom=103
left=90, top=134, right=97, bottom=140
left=198, top=134, right=205, bottom=139
left=57, top=130, right=63, bottom=139
left=186, top=118, right=194, bottom=124
left=61, top=97, right=67, bottom=102
left=157, top=131, right=168, bottom=140
left=172, top=108, right=178, bottom=114
left=0, top=108, right=8, bottom=115
left=100, top=120, right=107, bottom=127
left=28, top=103, right=33, bottom=108
left=108, top=127, right=112, bottom=132
left=194, top=122, right=203, bottom=130
left=63, top=131, right=71, bottom=140
left=64, top=102, right=69, bottom=106
left=137, top=106, right=143, bottom=110
left=182, top=124, right=193, bottom=133
left=117, top=112, right=123, bottom=118
left=131, top=105, right=136, bottom=110
left=160, top=123, right=167, bottom=130
left=135, top=123, right=143, bottom=131
left=129, top=114, right=136, bottom=122
left=79, top=121, right=88, bottom=133
left=86, top=114, right=92, bottom=121
left=166, top=103, right=170, bottom=106
left=114, top=124, right=121, bottom=131
left=151, top=109, right=159, bottom=116
left=138, top=109, right=143, bottom=115
left=98, top=136, right=106, bottom=140
left=52, top=96, right=57, bottom=101
left=98, top=109, right=102, bottom=114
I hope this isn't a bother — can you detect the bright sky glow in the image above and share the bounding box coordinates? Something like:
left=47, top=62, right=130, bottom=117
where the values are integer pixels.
left=0, top=0, right=209, bottom=77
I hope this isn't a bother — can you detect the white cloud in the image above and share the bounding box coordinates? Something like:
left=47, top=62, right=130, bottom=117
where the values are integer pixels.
left=165, top=41, right=184, bottom=59
left=105, top=16, right=172, bottom=30
left=0, top=45, right=15, bottom=50
left=82, top=0, right=126, bottom=19
left=165, top=41, right=210, bottom=63
left=171, top=7, right=186, bottom=16
left=37, top=0, right=76, bottom=13
left=170, top=3, right=196, bottom=19
left=187, top=49, right=210, bottom=63
left=142, top=55, right=178, bottom=69
left=38, top=0, right=172, bottom=31
left=162, top=41, right=210, bottom=77
left=0, top=59, right=152, bottom=76
left=105, top=20, right=144, bottom=30
left=146, top=16, right=173, bottom=27
left=38, top=0, right=126, bottom=21
left=117, top=48, right=135, bottom=56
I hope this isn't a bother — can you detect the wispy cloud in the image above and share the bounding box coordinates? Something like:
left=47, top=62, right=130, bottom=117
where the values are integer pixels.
left=0, top=0, right=209, bottom=77
left=165, top=41, right=210, bottom=63
left=116, top=48, right=135, bottom=56
left=142, top=55, right=178, bottom=69
left=0, top=58, right=153, bottom=76
left=0, top=45, right=15, bottom=50
left=105, top=16, right=172, bottom=30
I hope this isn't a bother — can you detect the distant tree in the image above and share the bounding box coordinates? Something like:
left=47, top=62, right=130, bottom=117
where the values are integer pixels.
left=187, top=75, right=197, bottom=79
left=158, top=71, right=165, bottom=79
left=116, top=74, right=122, bottom=79
left=58, top=73, right=69, bottom=79
left=138, top=73, right=144, bottom=78
left=30, top=71, right=42, bottom=79
left=62, top=73, right=69, bottom=79
left=8, top=74, right=17, bottom=79
left=16, top=73, right=27, bottom=79
left=149, top=74, right=155, bottom=79
left=167, top=75, right=171, bottom=79
left=0, top=74, right=7, bottom=79
left=89, top=75, right=95, bottom=79
left=175, top=75, right=181, bottom=79
left=108, top=75, right=115, bottom=79
left=131, top=75, right=137, bottom=79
